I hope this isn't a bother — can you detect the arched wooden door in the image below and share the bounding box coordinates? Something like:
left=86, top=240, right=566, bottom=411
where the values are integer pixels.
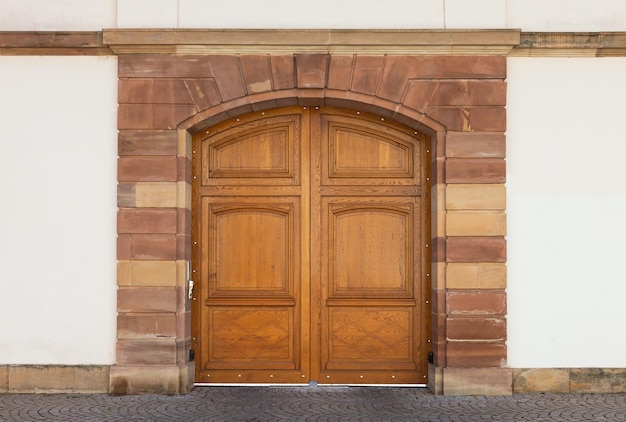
left=192, top=106, right=430, bottom=384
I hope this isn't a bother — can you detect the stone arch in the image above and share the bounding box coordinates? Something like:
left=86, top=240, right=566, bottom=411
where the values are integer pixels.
left=114, top=52, right=508, bottom=395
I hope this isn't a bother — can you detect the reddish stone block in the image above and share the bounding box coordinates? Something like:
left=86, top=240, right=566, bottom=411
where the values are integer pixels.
left=446, top=341, right=506, bottom=367
left=176, top=311, right=192, bottom=339
left=117, top=234, right=131, bottom=260
left=130, top=234, right=177, bottom=260
left=328, top=55, right=354, bottom=90
left=446, top=236, right=506, bottom=263
left=296, top=54, right=329, bottom=88
left=118, top=157, right=178, bottom=182
left=446, top=290, right=506, bottom=315
left=119, top=130, right=178, bottom=156
left=379, top=56, right=506, bottom=102
left=352, top=56, right=385, bottom=95
left=177, top=156, right=191, bottom=182
left=431, top=158, right=445, bottom=185
left=117, top=338, right=177, bottom=365
left=184, top=78, right=222, bottom=110
left=432, top=236, right=446, bottom=263
left=404, top=80, right=438, bottom=113
left=117, top=313, right=177, bottom=339
left=152, top=105, right=196, bottom=129
left=431, top=340, right=447, bottom=367
left=270, top=55, right=296, bottom=90
left=118, top=287, right=178, bottom=313
left=240, top=55, right=272, bottom=94
left=446, top=132, right=505, bottom=158
left=430, top=80, right=506, bottom=106
left=426, top=107, right=469, bottom=131
left=119, top=79, right=193, bottom=104
left=469, top=107, right=506, bottom=132
left=210, top=55, right=246, bottom=101
left=118, top=104, right=153, bottom=130
left=118, top=209, right=178, bottom=234
left=177, top=234, right=191, bottom=260
left=446, top=317, right=506, bottom=341
left=432, top=289, right=446, bottom=314
left=445, top=158, right=505, bottom=183
left=119, top=55, right=213, bottom=78
left=177, top=208, right=192, bottom=235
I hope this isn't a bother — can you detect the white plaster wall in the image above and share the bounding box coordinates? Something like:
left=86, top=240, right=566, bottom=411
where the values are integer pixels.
left=506, top=57, right=626, bottom=368
left=506, top=0, right=626, bottom=32
left=2, top=0, right=626, bottom=31
left=0, top=0, right=116, bottom=31
left=0, top=56, right=118, bottom=364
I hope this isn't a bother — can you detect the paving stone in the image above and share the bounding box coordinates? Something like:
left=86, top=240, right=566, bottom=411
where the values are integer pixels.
left=0, top=387, right=625, bottom=421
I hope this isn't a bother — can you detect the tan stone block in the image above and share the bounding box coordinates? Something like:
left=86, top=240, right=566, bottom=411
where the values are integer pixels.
left=135, top=182, right=178, bottom=208
left=513, top=368, right=570, bottom=393
left=446, top=184, right=506, bottom=210
left=124, top=260, right=178, bottom=287
left=8, top=365, right=109, bottom=393
left=444, top=367, right=512, bottom=396
left=177, top=181, right=191, bottom=209
left=428, top=364, right=443, bottom=395
left=446, top=211, right=506, bottom=236
left=178, top=129, right=191, bottom=159
left=570, top=368, right=626, bottom=393
left=432, top=262, right=446, bottom=289
left=447, top=263, right=506, bottom=289
left=433, top=210, right=446, bottom=238
left=118, top=260, right=131, bottom=285
left=0, top=365, right=7, bottom=392
left=109, top=364, right=183, bottom=395
left=432, top=183, right=446, bottom=211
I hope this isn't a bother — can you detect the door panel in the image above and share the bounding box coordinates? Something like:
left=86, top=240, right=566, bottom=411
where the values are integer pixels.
left=192, top=106, right=429, bottom=385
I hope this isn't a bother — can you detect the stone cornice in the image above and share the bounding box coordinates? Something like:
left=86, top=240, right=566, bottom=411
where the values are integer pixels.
left=102, top=29, right=521, bottom=55
left=2, top=30, right=626, bottom=57
left=0, top=32, right=112, bottom=55
left=512, top=32, right=626, bottom=57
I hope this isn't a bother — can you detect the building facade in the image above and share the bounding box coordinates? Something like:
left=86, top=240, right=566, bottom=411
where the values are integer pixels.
left=1, top=0, right=626, bottom=395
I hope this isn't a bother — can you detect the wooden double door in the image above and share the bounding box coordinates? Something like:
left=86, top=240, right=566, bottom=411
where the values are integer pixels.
left=192, top=106, right=430, bottom=384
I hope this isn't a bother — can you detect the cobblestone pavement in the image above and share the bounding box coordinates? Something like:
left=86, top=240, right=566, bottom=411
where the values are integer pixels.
left=1, top=387, right=626, bottom=421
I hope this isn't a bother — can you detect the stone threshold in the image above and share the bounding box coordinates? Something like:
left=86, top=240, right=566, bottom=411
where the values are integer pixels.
left=1, top=30, right=626, bottom=56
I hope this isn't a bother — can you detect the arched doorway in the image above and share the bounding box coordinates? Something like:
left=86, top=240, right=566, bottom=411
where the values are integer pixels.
left=191, top=106, right=431, bottom=384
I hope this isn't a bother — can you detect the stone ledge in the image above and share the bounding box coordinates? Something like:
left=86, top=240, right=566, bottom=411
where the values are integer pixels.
left=0, top=31, right=113, bottom=55
left=7, top=365, right=109, bottom=393
left=514, top=368, right=626, bottom=393
left=512, top=32, right=626, bottom=57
